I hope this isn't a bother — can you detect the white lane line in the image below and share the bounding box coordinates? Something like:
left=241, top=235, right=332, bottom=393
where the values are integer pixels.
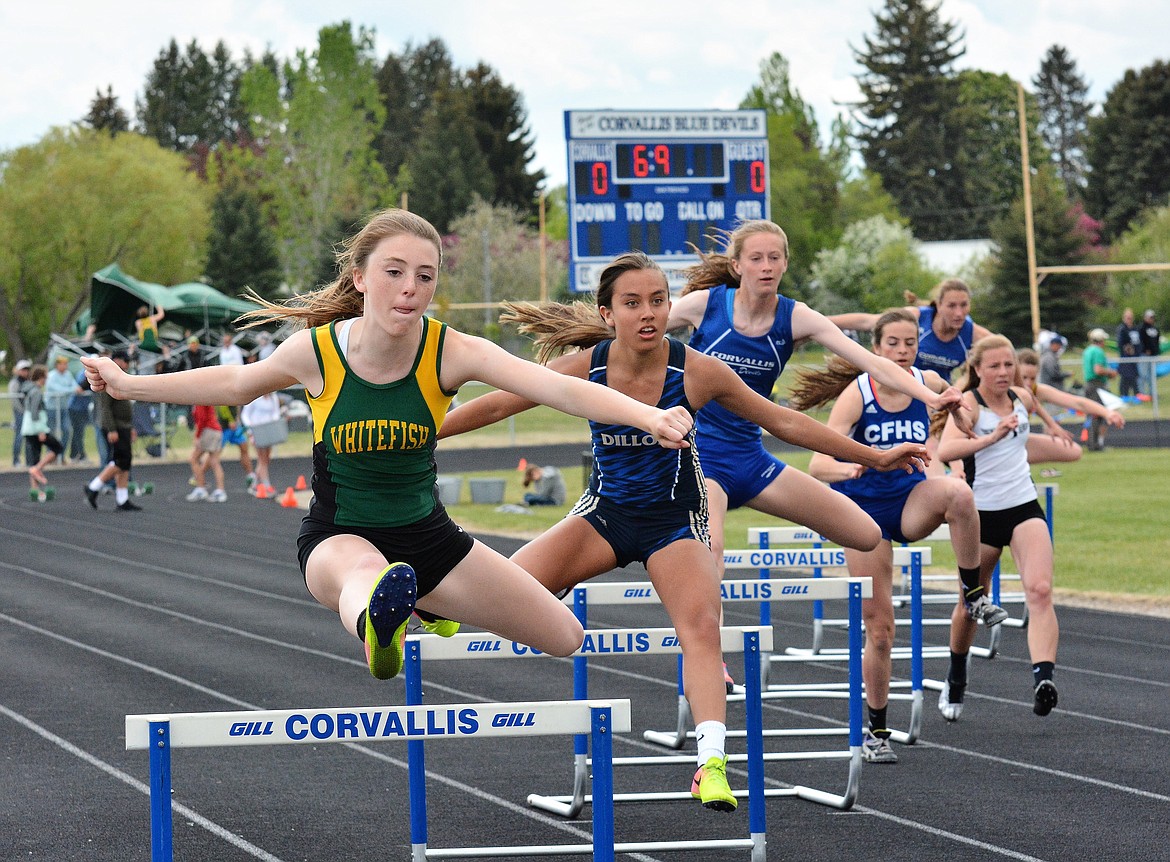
left=0, top=702, right=289, bottom=862
left=0, top=525, right=317, bottom=609
left=0, top=563, right=363, bottom=669
left=0, top=612, right=667, bottom=862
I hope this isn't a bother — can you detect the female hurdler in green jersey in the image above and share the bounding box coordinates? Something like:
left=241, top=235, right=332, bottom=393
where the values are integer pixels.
left=82, top=208, right=694, bottom=681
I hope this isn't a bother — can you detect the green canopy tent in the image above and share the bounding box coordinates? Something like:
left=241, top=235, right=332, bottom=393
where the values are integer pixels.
left=87, top=263, right=262, bottom=340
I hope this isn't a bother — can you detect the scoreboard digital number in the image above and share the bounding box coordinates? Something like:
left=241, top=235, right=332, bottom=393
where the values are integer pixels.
left=565, top=109, right=769, bottom=293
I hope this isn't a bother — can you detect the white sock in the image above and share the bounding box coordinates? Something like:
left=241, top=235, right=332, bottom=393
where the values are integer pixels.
left=88, top=477, right=104, bottom=492
left=115, top=487, right=129, bottom=505
left=695, top=720, right=726, bottom=765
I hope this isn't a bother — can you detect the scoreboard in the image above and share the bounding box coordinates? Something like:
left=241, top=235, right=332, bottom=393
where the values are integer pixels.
left=565, top=109, right=769, bottom=293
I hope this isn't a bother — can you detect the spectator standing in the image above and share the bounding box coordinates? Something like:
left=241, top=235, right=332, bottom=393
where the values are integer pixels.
left=240, top=388, right=283, bottom=497
left=22, top=365, right=65, bottom=494
left=1139, top=310, right=1160, bottom=396
left=1083, top=328, right=1118, bottom=451
left=1115, top=308, right=1142, bottom=398
left=83, top=350, right=141, bottom=511
left=66, top=367, right=93, bottom=463
left=183, top=336, right=207, bottom=370
left=521, top=464, right=567, bottom=506
left=218, top=331, right=245, bottom=366
left=217, top=403, right=255, bottom=489
left=187, top=404, right=227, bottom=502
left=8, top=359, right=32, bottom=466
left=45, top=355, right=76, bottom=459
left=255, top=331, right=277, bottom=360
left=1038, top=334, right=1069, bottom=391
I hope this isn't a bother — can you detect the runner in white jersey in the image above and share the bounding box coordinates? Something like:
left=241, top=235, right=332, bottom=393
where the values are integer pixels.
left=793, top=308, right=1001, bottom=758
left=938, top=336, right=1060, bottom=718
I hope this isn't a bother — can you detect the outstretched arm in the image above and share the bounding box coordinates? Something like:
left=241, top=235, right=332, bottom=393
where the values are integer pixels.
left=82, top=330, right=310, bottom=406
left=1035, top=382, right=1126, bottom=428
left=825, top=311, right=882, bottom=332
left=689, top=351, right=928, bottom=473
left=438, top=352, right=586, bottom=440
left=440, top=331, right=692, bottom=448
left=807, top=384, right=867, bottom=483
left=795, top=303, right=970, bottom=432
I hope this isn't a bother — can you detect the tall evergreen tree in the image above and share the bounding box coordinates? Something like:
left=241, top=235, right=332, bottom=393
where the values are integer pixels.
left=985, top=167, right=1101, bottom=344
left=1033, top=45, right=1092, bottom=201
left=136, top=38, right=242, bottom=152
left=374, top=38, right=456, bottom=184
left=463, top=63, right=544, bottom=217
left=1085, top=60, right=1170, bottom=240
left=205, top=186, right=282, bottom=298
left=83, top=86, right=130, bottom=136
left=852, top=0, right=968, bottom=239
left=136, top=39, right=186, bottom=150
left=405, top=84, right=494, bottom=233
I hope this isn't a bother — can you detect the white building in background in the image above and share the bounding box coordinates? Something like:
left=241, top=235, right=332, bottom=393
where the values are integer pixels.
left=917, top=239, right=995, bottom=275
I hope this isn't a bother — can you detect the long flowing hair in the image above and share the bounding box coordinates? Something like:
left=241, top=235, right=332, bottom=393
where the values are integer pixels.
left=681, top=220, right=789, bottom=295
left=502, top=252, right=666, bottom=364
left=788, top=308, right=919, bottom=411
left=236, top=209, right=443, bottom=331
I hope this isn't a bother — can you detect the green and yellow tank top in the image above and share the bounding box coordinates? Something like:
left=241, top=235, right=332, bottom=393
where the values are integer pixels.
left=307, top=317, right=457, bottom=527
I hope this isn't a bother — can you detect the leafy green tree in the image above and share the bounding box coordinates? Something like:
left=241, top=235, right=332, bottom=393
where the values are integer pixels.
left=205, top=185, right=282, bottom=298
left=1033, top=45, right=1092, bottom=201
left=440, top=199, right=567, bottom=338
left=464, top=62, right=544, bottom=216
left=404, top=84, right=494, bottom=233
left=83, top=86, right=130, bottom=136
left=951, top=71, right=1047, bottom=238
left=852, top=0, right=967, bottom=240
left=0, top=129, right=209, bottom=357
left=985, top=167, right=1101, bottom=343
left=740, top=53, right=843, bottom=296
left=1107, top=205, right=1170, bottom=327
left=240, top=22, right=389, bottom=292
left=808, top=216, right=940, bottom=315
left=1085, top=60, right=1170, bottom=240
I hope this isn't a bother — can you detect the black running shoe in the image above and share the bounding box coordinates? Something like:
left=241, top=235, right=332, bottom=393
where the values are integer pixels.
left=1033, top=679, right=1058, bottom=716
left=85, top=485, right=99, bottom=509
left=117, top=499, right=143, bottom=512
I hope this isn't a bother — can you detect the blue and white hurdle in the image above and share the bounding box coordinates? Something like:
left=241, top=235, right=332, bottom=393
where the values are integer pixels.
left=748, top=526, right=1003, bottom=662
left=404, top=626, right=770, bottom=860
left=576, top=576, right=872, bottom=810
left=127, top=697, right=630, bottom=862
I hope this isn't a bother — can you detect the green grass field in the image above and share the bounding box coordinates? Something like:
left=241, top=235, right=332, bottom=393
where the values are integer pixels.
left=5, top=371, right=1167, bottom=607
left=436, top=445, right=1170, bottom=608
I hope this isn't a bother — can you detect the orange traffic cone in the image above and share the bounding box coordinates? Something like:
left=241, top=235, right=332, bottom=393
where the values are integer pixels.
left=255, top=483, right=269, bottom=499
left=295, top=474, right=308, bottom=491
left=280, top=486, right=298, bottom=508
left=517, top=458, right=528, bottom=472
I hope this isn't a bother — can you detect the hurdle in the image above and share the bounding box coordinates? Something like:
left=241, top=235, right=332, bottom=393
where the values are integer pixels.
left=126, top=698, right=630, bottom=862
left=748, top=526, right=1003, bottom=661
left=404, top=627, right=769, bottom=861
left=578, top=577, right=871, bottom=810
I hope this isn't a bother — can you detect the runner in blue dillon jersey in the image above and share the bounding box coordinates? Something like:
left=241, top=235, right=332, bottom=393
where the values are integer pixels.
left=440, top=253, right=929, bottom=810
left=792, top=309, right=1005, bottom=757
